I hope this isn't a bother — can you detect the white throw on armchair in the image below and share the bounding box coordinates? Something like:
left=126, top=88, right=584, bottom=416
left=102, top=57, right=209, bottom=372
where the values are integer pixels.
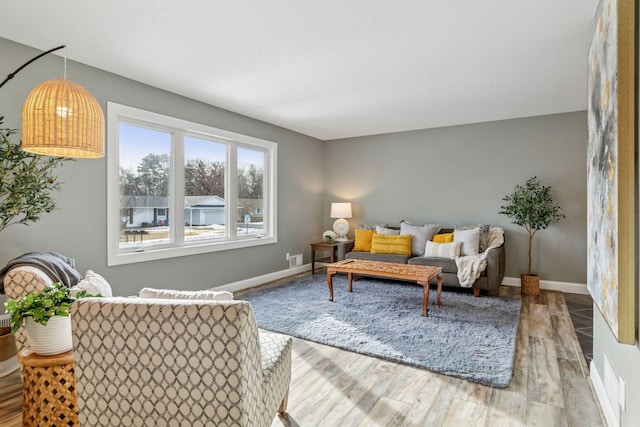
left=71, top=297, right=293, bottom=426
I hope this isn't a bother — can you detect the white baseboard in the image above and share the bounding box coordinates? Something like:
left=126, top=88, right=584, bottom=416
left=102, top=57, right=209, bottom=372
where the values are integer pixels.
left=502, top=276, right=589, bottom=295
left=590, top=360, right=619, bottom=427
left=211, top=269, right=589, bottom=295
left=210, top=263, right=312, bottom=293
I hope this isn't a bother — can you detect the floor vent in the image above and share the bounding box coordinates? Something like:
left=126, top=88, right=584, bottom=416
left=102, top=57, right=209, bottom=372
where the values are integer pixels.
left=289, top=254, right=303, bottom=268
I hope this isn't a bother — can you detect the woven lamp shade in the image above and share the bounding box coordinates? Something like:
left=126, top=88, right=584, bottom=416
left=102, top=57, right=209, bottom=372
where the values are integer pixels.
left=22, top=78, right=104, bottom=158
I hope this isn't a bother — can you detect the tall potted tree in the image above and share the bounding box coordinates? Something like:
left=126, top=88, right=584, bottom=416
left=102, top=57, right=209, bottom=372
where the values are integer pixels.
left=0, top=116, right=70, bottom=233
left=499, top=176, right=565, bottom=295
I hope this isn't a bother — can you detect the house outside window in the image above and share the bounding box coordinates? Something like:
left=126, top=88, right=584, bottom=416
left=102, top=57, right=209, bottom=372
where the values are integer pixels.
left=107, top=102, right=277, bottom=265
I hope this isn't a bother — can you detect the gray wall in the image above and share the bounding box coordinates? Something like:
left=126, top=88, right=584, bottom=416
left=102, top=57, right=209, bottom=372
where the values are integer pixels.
left=324, top=111, right=588, bottom=284
left=590, top=27, right=640, bottom=427
left=0, top=38, right=325, bottom=296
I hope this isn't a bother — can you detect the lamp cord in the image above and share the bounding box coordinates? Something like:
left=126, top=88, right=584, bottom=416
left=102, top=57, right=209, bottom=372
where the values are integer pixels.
left=0, top=45, right=66, bottom=89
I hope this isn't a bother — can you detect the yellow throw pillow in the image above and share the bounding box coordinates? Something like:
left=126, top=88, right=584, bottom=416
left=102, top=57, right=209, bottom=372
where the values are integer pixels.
left=370, top=233, right=412, bottom=256
left=433, top=233, right=454, bottom=243
left=353, top=229, right=374, bottom=252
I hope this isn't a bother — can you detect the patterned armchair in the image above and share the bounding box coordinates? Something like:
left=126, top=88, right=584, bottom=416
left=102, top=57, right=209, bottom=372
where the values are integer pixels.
left=71, top=297, right=293, bottom=426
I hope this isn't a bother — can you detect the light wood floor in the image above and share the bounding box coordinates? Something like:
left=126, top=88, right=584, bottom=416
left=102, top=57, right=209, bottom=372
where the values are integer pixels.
left=270, top=286, right=605, bottom=427
left=0, top=287, right=605, bottom=427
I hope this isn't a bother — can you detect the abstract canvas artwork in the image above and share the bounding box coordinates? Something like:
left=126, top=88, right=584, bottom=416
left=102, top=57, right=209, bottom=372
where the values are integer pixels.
left=587, top=0, right=636, bottom=344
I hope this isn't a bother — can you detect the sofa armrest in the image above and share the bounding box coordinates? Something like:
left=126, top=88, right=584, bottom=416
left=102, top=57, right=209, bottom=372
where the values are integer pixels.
left=485, top=245, right=505, bottom=289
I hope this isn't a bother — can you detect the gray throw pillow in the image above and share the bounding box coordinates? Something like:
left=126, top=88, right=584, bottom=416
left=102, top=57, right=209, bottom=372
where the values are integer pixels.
left=375, top=225, right=400, bottom=235
left=359, top=223, right=388, bottom=230
left=400, top=220, right=441, bottom=256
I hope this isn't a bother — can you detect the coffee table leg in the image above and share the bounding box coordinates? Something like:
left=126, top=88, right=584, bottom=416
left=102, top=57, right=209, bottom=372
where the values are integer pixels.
left=422, top=282, right=430, bottom=317
left=327, top=270, right=335, bottom=301
left=437, top=274, right=443, bottom=306
left=348, top=273, right=354, bottom=292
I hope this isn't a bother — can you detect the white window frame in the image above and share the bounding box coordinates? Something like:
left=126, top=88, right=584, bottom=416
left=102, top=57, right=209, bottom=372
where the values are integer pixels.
left=107, top=102, right=277, bottom=266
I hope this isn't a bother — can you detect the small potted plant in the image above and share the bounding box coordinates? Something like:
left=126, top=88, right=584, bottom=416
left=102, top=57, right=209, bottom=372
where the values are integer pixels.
left=499, top=176, right=565, bottom=295
left=4, top=282, right=100, bottom=355
left=322, top=230, right=338, bottom=242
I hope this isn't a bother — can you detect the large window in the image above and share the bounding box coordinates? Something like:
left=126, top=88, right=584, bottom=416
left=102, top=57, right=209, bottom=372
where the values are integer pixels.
left=107, top=103, right=277, bottom=265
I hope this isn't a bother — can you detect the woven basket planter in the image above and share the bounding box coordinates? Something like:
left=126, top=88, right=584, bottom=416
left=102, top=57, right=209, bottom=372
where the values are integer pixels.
left=0, top=319, right=19, bottom=377
left=520, top=274, right=540, bottom=296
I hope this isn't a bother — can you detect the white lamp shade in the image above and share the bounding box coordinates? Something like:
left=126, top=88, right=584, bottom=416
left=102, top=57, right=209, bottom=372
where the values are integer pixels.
left=330, top=202, right=352, bottom=219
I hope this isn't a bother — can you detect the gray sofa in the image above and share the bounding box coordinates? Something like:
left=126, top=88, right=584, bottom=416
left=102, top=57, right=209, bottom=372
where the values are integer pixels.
left=345, top=228, right=505, bottom=296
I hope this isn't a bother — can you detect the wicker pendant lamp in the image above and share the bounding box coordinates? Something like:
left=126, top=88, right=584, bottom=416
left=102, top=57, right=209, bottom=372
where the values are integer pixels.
left=22, top=78, right=104, bottom=158
left=1, top=45, right=105, bottom=158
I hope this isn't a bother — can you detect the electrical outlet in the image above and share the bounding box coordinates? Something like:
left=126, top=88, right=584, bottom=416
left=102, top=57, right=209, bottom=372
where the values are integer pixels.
left=285, top=252, right=290, bottom=261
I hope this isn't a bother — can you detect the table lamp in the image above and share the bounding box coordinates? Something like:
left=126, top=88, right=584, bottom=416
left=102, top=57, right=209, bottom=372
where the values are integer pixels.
left=330, top=202, right=352, bottom=241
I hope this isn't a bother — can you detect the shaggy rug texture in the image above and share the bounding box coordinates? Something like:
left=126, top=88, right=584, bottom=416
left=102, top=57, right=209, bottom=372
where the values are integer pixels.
left=241, top=274, right=522, bottom=388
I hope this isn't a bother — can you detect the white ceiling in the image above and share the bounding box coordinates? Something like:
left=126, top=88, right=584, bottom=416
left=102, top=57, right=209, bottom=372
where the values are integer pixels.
left=0, top=0, right=599, bottom=140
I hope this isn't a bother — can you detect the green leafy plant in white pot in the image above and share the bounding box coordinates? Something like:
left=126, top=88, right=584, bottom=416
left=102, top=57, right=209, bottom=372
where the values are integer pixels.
left=4, top=283, right=100, bottom=355
left=499, top=176, right=565, bottom=295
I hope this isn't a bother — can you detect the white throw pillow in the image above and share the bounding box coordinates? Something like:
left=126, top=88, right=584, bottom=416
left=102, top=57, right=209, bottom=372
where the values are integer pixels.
left=400, top=220, right=441, bottom=256
left=454, top=228, right=480, bottom=256
left=424, top=241, right=461, bottom=259
left=139, top=287, right=234, bottom=301
left=375, top=226, right=400, bottom=235
left=456, top=224, right=491, bottom=252
left=70, top=270, right=113, bottom=297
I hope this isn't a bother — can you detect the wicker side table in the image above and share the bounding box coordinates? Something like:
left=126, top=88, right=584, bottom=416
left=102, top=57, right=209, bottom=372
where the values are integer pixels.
left=17, top=349, right=78, bottom=427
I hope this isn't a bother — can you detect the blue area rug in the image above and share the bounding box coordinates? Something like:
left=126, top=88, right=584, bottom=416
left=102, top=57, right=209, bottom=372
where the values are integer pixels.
left=241, top=274, right=522, bottom=388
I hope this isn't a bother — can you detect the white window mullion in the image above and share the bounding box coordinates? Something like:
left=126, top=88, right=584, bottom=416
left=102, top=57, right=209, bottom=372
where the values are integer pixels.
left=267, top=146, right=277, bottom=238
left=173, top=131, right=186, bottom=245
left=228, top=142, right=238, bottom=240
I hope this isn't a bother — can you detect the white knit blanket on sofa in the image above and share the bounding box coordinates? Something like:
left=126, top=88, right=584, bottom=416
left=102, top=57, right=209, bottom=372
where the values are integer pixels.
left=455, top=227, right=504, bottom=287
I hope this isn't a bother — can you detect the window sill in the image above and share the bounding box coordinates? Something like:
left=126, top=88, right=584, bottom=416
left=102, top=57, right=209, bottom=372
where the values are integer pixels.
left=108, top=235, right=277, bottom=266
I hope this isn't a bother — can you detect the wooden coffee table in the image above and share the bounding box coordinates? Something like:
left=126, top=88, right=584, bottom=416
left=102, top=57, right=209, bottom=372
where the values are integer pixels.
left=326, top=259, right=443, bottom=316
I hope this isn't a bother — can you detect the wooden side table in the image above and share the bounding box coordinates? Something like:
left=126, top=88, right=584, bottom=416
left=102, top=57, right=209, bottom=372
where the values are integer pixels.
left=310, top=240, right=354, bottom=274
left=17, top=350, right=78, bottom=427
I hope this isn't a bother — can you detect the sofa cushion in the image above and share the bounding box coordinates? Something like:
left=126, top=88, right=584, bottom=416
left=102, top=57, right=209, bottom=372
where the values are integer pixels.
left=454, top=227, right=480, bottom=256
left=400, top=220, right=441, bottom=256
left=408, top=256, right=459, bottom=274
left=353, top=229, right=375, bottom=252
left=370, top=233, right=412, bottom=256
left=424, top=241, right=460, bottom=259
left=345, top=251, right=411, bottom=264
